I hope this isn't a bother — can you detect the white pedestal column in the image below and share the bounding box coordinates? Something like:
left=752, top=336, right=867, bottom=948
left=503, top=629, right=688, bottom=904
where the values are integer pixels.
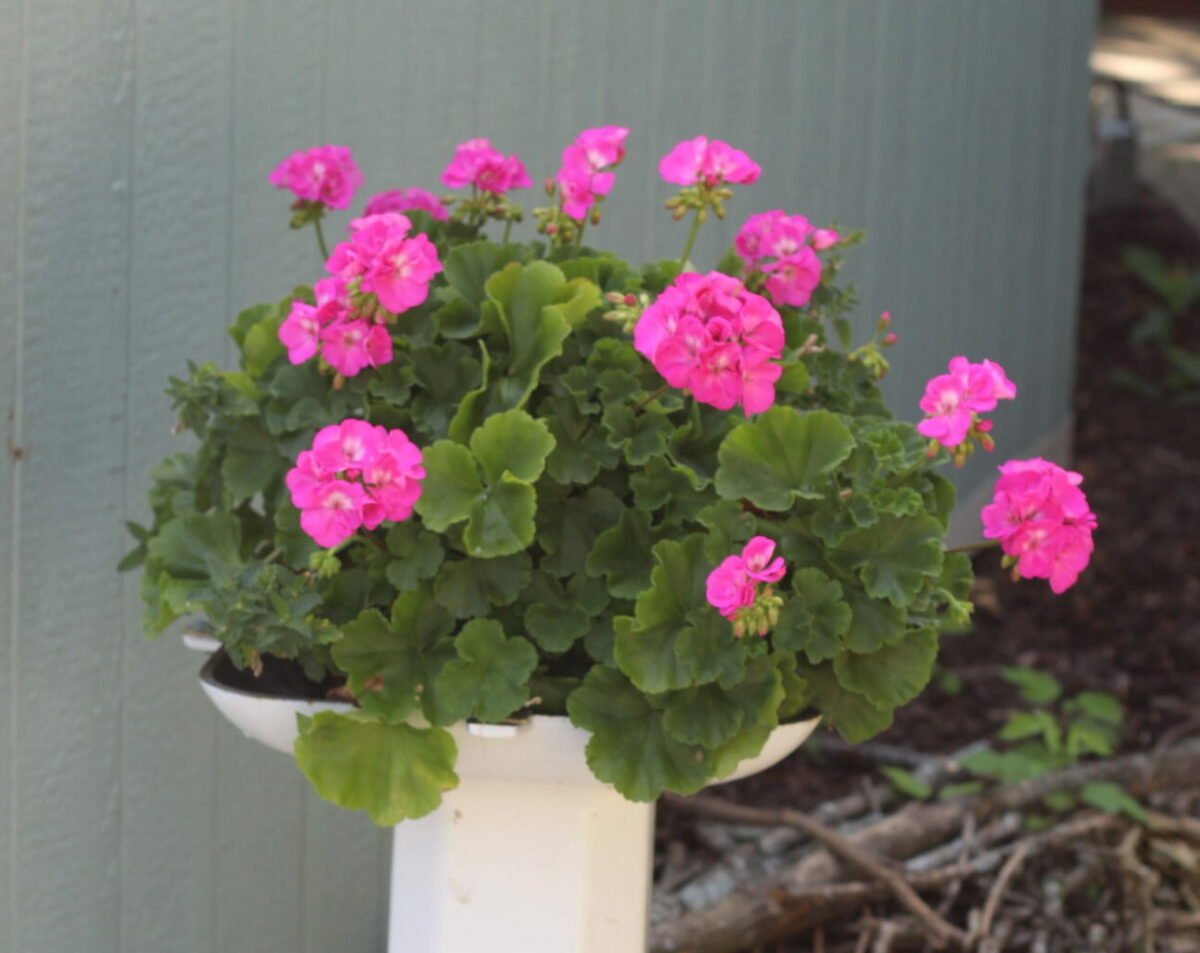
left=388, top=774, right=655, bottom=953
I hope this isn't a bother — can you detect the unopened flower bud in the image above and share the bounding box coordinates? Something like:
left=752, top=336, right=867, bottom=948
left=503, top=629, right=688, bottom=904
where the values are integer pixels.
left=883, top=332, right=898, bottom=346
left=544, top=178, right=555, bottom=196
left=589, top=207, right=602, bottom=226
left=545, top=223, right=558, bottom=236
left=605, top=291, right=625, bottom=305
left=878, top=311, right=892, bottom=329
left=624, top=293, right=638, bottom=307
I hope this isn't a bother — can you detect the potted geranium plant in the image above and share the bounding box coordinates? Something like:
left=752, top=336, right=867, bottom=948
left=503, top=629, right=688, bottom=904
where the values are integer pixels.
left=124, top=128, right=1096, bottom=953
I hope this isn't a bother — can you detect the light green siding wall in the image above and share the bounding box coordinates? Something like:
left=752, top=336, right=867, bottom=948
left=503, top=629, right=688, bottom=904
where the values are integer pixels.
left=0, top=2, right=1096, bottom=951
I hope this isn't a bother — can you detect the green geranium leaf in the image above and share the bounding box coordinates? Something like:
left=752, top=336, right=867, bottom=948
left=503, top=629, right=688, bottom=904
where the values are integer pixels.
left=804, top=665, right=894, bottom=742
left=542, top=396, right=619, bottom=485
left=410, top=342, right=482, bottom=440
left=716, top=407, right=855, bottom=510
left=441, top=241, right=525, bottom=334
left=630, top=455, right=710, bottom=525
left=414, top=440, right=483, bottom=531
left=485, top=261, right=574, bottom=408
left=662, top=683, right=746, bottom=748
left=615, top=537, right=742, bottom=693
left=332, top=593, right=454, bottom=718
left=831, top=514, right=945, bottom=607
left=221, top=421, right=285, bottom=503
left=537, top=485, right=623, bottom=577
left=446, top=340, right=492, bottom=444
left=834, top=627, right=938, bottom=709
left=773, top=568, right=852, bottom=663
left=241, top=311, right=286, bottom=378
left=567, top=667, right=710, bottom=802
left=843, top=587, right=908, bottom=653
left=384, top=523, right=445, bottom=592
left=295, top=712, right=458, bottom=825
left=146, top=512, right=242, bottom=579
left=586, top=508, right=655, bottom=598
left=525, top=601, right=591, bottom=653
left=602, top=404, right=673, bottom=465
left=522, top=574, right=593, bottom=653
left=468, top=409, right=556, bottom=485
left=463, top=475, right=537, bottom=558
left=707, top=655, right=786, bottom=779
left=432, top=619, right=537, bottom=723
left=433, top=554, right=531, bottom=619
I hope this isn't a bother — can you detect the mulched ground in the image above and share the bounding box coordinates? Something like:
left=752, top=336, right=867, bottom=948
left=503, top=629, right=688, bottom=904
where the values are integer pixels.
left=693, top=184, right=1200, bottom=811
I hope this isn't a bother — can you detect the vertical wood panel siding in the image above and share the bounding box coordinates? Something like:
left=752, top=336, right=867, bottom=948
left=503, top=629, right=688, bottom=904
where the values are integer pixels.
left=0, top=2, right=1096, bottom=950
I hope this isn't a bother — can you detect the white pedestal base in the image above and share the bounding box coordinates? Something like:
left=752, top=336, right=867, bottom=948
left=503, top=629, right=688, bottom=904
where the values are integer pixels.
left=389, top=776, right=654, bottom=953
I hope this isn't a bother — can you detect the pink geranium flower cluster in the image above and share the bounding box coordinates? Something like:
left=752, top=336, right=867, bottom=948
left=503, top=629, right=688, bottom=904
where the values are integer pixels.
left=278, top=212, right=442, bottom=379
left=287, top=420, right=425, bottom=549
left=268, top=145, right=363, bottom=210
left=441, top=138, right=532, bottom=195
left=633, top=272, right=786, bottom=414
left=278, top=277, right=392, bottom=377
left=555, top=125, right=630, bottom=219
left=916, top=357, right=1017, bottom=458
left=659, top=136, right=761, bottom=187
left=363, top=187, right=449, bottom=221
left=735, top=210, right=840, bottom=308
left=980, top=458, right=1097, bottom=593
left=706, top=537, right=787, bottom=635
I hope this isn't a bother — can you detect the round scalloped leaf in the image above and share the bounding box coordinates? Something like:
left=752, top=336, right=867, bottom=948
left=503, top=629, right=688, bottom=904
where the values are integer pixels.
left=715, top=407, right=855, bottom=511
left=833, top=627, right=939, bottom=709
left=413, top=440, right=483, bottom=531
left=585, top=508, right=655, bottom=598
left=384, top=523, right=445, bottom=592
left=433, top=553, right=532, bottom=619
left=772, top=568, right=852, bottom=663
left=294, top=712, right=459, bottom=826
left=331, top=593, right=453, bottom=719
left=468, top=408, right=556, bottom=485
left=431, top=619, right=538, bottom=724
left=567, top=667, right=710, bottom=802
left=804, top=665, right=894, bottom=743
left=831, top=514, right=945, bottom=608
left=463, top=475, right=537, bottom=558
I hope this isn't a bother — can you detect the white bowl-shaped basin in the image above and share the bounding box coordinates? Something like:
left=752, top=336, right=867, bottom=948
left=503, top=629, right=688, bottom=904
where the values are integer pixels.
left=200, top=653, right=820, bottom=786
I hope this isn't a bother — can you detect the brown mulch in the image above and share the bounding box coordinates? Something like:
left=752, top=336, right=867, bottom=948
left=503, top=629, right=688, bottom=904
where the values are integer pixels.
left=678, top=183, right=1200, bottom=812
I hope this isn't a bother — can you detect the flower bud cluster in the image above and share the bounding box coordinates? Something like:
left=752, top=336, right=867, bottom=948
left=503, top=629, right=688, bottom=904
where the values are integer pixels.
left=916, top=356, right=1016, bottom=466
left=279, top=212, right=442, bottom=382
left=705, top=537, right=787, bottom=637
left=734, top=210, right=840, bottom=309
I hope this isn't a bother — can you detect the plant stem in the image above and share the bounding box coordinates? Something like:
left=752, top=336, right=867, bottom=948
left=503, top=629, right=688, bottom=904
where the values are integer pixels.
left=633, top=383, right=671, bottom=413
left=575, top=218, right=587, bottom=248
left=945, top=539, right=1000, bottom=556
left=313, top=217, right=330, bottom=261
left=501, top=219, right=513, bottom=244
left=678, top=209, right=703, bottom=270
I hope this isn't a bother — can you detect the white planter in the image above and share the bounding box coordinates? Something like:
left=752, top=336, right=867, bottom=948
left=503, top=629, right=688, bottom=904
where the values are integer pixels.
left=199, top=652, right=820, bottom=953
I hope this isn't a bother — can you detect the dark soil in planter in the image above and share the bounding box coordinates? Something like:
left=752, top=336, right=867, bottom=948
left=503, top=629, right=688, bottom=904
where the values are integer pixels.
left=705, top=184, right=1200, bottom=815
left=206, top=651, right=344, bottom=701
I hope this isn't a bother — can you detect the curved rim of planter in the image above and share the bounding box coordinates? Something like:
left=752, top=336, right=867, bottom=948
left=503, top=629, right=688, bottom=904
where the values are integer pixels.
left=199, top=648, right=821, bottom=782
